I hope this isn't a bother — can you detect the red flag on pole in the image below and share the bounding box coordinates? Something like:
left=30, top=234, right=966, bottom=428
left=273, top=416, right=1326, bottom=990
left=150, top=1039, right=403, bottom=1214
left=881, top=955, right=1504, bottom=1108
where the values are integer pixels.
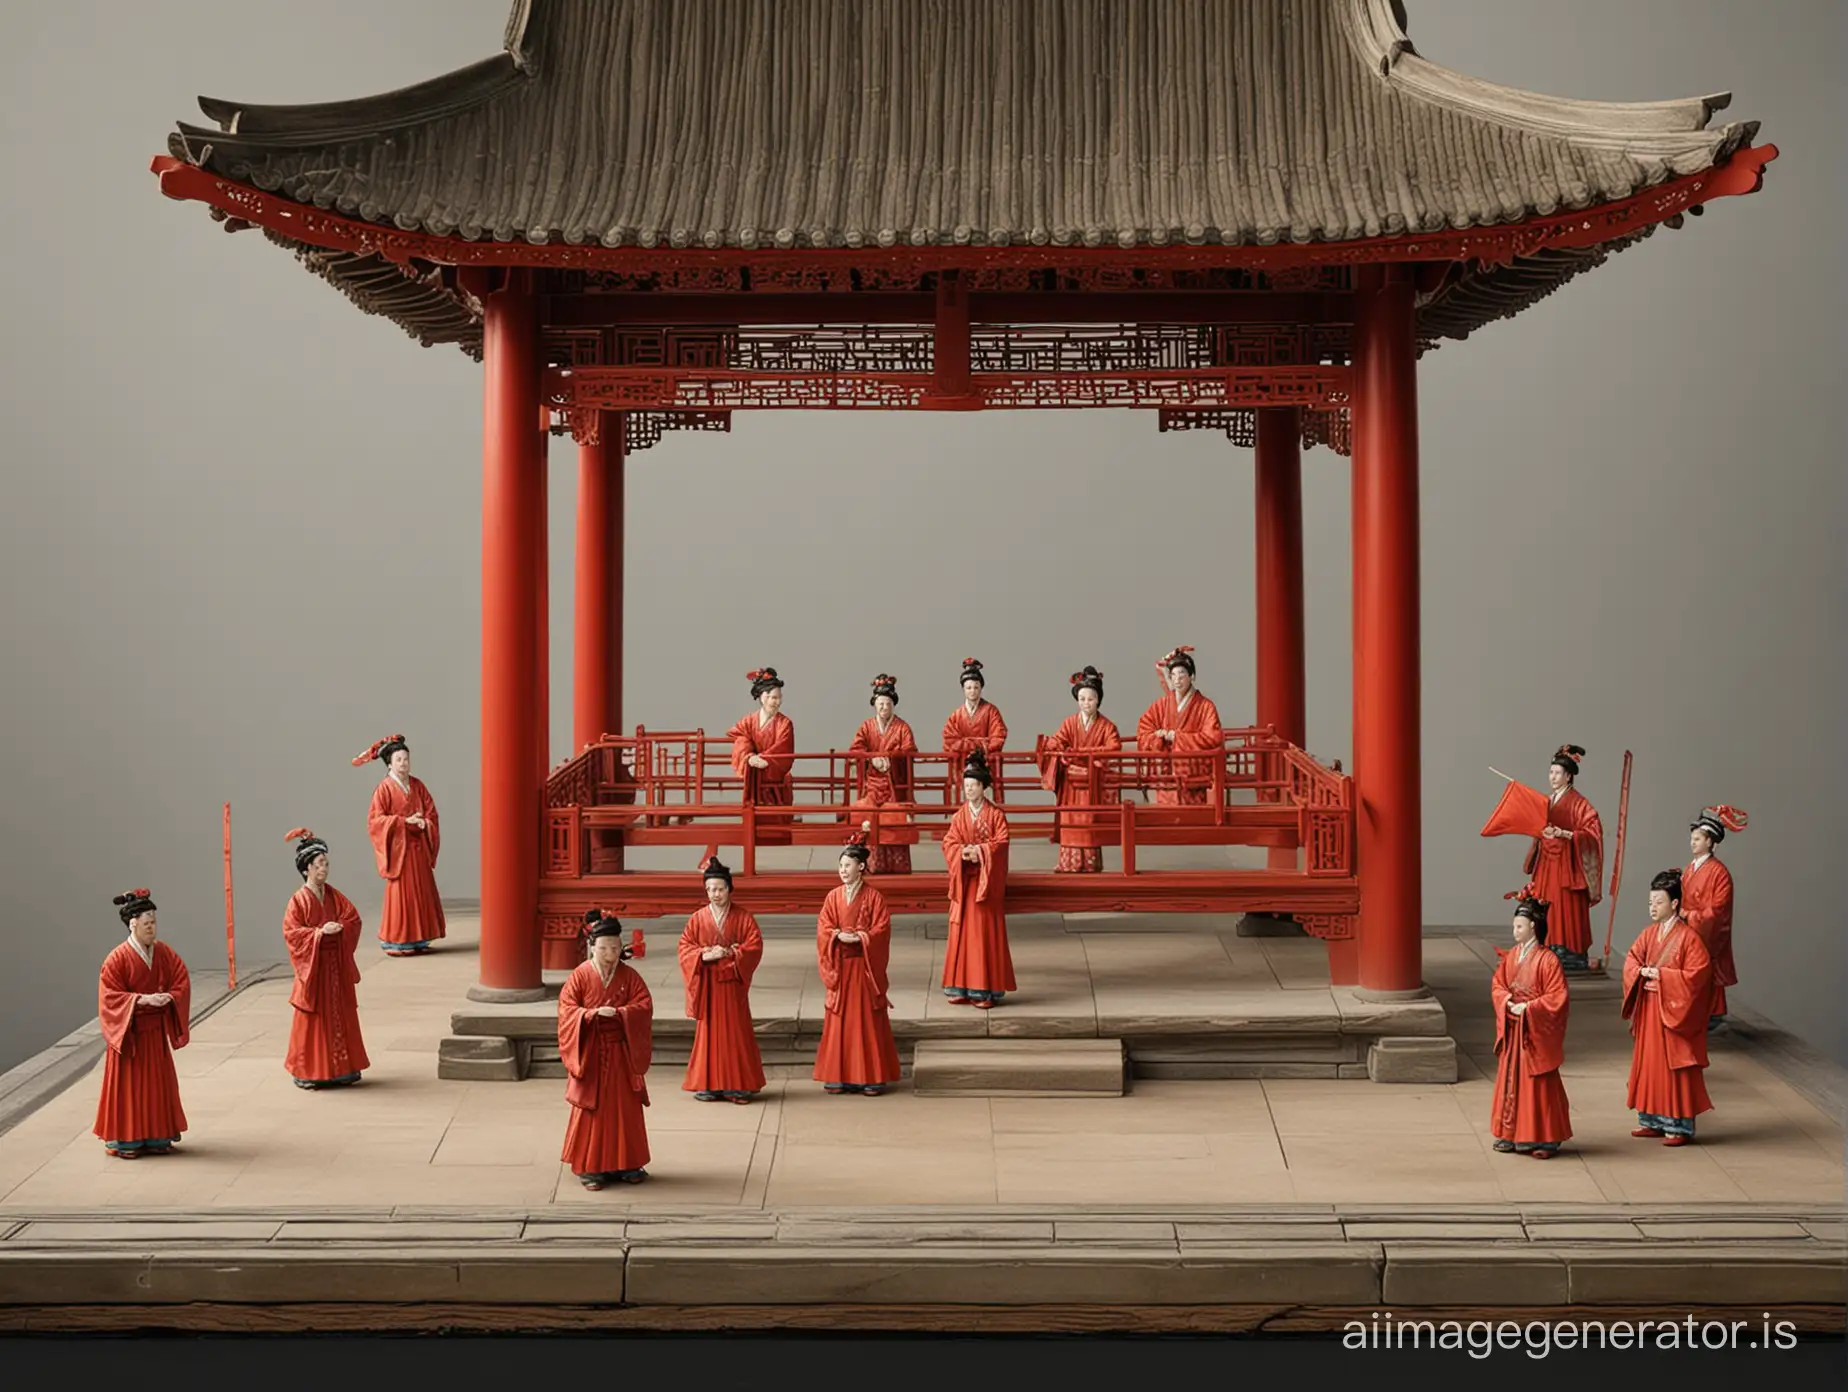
left=1594, top=751, right=1634, bottom=971
left=223, top=802, right=236, bottom=990
left=1480, top=774, right=1549, bottom=838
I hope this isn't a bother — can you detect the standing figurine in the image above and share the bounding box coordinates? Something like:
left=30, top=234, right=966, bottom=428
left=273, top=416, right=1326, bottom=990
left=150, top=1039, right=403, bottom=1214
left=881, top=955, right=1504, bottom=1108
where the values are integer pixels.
left=814, top=833, right=902, bottom=1095
left=558, top=910, right=653, bottom=1189
left=847, top=674, right=918, bottom=873
left=1136, top=646, right=1224, bottom=805
left=352, top=734, right=445, bottom=956
left=1522, top=745, right=1604, bottom=970
left=1621, top=869, right=1715, bottom=1146
left=941, top=749, right=1014, bottom=1008
left=280, top=828, right=370, bottom=1089
left=728, top=668, right=794, bottom=844
left=1683, top=805, right=1746, bottom=1031
left=93, top=889, right=191, bottom=1159
left=942, top=658, right=1008, bottom=803
left=1489, top=886, right=1572, bottom=1159
left=1039, top=666, right=1123, bottom=872
left=677, top=856, right=766, bottom=1102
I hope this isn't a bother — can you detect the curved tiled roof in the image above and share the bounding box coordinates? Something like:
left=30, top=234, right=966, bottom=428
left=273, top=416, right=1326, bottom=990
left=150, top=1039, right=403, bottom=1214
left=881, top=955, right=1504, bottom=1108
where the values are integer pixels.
left=161, top=0, right=1763, bottom=349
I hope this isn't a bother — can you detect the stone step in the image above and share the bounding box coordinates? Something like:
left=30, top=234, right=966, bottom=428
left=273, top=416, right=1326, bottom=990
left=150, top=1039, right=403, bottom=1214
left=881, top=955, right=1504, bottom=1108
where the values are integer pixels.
left=911, top=1038, right=1127, bottom=1096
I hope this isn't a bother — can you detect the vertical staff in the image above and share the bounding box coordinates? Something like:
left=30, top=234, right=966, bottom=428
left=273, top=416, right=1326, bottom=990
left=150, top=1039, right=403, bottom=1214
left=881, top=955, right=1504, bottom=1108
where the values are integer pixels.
left=223, top=801, right=236, bottom=989
left=1594, top=751, right=1633, bottom=972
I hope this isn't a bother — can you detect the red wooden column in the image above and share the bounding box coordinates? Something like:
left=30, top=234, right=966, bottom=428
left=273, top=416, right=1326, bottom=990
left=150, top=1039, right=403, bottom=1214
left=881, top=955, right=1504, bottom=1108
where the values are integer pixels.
left=1254, top=406, right=1307, bottom=872
left=1350, top=266, right=1425, bottom=997
left=572, top=413, right=625, bottom=750
left=536, top=429, right=550, bottom=783
left=471, top=270, right=545, bottom=1003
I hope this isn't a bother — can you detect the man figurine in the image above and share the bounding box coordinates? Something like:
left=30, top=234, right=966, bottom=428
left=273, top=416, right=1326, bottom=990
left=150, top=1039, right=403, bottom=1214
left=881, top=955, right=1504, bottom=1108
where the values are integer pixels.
left=1489, top=886, right=1572, bottom=1159
left=941, top=748, right=1015, bottom=1008
left=943, top=658, right=1007, bottom=803
left=1683, top=805, right=1747, bottom=1031
left=1523, top=744, right=1604, bottom=970
left=93, top=889, right=191, bottom=1159
left=280, top=828, right=370, bottom=1089
left=677, top=856, right=766, bottom=1102
left=558, top=910, right=653, bottom=1189
left=814, top=832, right=902, bottom=1095
left=1136, top=646, right=1223, bottom=805
left=353, top=734, right=445, bottom=956
left=1622, top=869, right=1715, bottom=1146
left=728, top=668, right=795, bottom=844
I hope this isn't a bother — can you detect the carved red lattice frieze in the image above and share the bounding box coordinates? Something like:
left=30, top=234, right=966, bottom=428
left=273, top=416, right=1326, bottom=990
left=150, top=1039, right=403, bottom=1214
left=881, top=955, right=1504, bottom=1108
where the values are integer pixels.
left=626, top=411, right=732, bottom=452
left=1157, top=403, right=1353, bottom=455
left=541, top=913, right=589, bottom=943
left=1294, top=914, right=1355, bottom=941
left=544, top=365, right=1349, bottom=412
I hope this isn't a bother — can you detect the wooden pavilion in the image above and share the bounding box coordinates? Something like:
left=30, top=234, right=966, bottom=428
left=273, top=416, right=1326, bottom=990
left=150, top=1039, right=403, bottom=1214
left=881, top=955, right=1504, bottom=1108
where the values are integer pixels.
left=151, top=0, right=1773, bottom=1016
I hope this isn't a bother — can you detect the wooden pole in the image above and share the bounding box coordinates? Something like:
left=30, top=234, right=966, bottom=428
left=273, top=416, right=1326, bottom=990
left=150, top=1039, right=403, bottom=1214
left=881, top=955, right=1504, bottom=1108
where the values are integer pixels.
left=1594, top=751, right=1635, bottom=972
left=222, top=802, right=236, bottom=990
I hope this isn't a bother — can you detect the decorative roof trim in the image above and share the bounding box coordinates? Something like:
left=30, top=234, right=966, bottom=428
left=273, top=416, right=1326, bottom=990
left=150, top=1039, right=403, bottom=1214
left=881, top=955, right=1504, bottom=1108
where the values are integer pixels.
left=1342, top=0, right=1750, bottom=153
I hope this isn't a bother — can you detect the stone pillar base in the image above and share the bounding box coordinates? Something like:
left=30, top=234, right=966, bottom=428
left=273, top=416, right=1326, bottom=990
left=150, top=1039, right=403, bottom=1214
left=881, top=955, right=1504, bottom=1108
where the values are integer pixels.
left=466, top=983, right=549, bottom=1004
left=437, top=1035, right=531, bottom=1082
left=1366, top=1035, right=1458, bottom=1084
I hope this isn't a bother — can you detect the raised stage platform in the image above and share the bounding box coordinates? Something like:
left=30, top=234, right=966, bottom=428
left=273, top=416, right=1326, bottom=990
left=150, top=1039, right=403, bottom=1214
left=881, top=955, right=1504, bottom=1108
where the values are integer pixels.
left=443, top=904, right=1452, bottom=1086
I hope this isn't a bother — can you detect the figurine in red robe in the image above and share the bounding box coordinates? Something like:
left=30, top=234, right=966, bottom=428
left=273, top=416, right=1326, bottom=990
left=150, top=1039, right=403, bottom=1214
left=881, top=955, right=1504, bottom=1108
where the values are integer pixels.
left=814, top=834, right=902, bottom=1094
left=729, top=668, right=794, bottom=844
left=941, top=749, right=1015, bottom=1007
left=1136, top=646, right=1224, bottom=805
left=1621, top=869, right=1715, bottom=1145
left=352, top=734, right=445, bottom=956
left=677, top=857, right=766, bottom=1101
left=1522, top=744, right=1604, bottom=969
left=1039, top=666, right=1123, bottom=872
left=280, top=829, right=371, bottom=1089
left=847, top=674, right=918, bottom=873
left=558, top=911, right=653, bottom=1189
left=93, top=889, right=190, bottom=1158
left=1489, top=886, right=1572, bottom=1159
left=942, top=658, right=1008, bottom=803
left=1683, top=805, right=1746, bottom=1030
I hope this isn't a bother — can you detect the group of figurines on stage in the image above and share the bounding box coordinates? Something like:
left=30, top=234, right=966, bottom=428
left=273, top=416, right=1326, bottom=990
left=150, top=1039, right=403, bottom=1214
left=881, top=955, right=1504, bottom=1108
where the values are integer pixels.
left=738, top=650, right=1223, bottom=873
left=1487, top=742, right=1748, bottom=1160
left=86, top=686, right=1747, bottom=1185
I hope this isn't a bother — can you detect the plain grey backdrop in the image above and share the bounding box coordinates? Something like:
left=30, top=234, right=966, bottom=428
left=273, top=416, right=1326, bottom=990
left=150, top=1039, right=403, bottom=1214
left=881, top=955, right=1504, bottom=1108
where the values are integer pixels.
left=2, top=0, right=1842, bottom=1073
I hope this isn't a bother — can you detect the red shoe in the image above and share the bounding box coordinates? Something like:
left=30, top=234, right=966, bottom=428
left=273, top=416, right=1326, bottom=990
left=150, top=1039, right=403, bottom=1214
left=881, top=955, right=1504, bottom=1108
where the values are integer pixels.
left=1529, top=1149, right=1556, bottom=1160
left=973, top=999, right=994, bottom=1009
left=947, top=995, right=973, bottom=1005
left=1631, top=1127, right=1664, bottom=1138
left=1662, top=1135, right=1693, bottom=1147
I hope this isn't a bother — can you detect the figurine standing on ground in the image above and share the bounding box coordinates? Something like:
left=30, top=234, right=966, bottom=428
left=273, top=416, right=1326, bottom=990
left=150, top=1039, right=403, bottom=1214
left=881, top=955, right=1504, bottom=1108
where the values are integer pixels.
left=1523, top=745, right=1604, bottom=969
left=280, top=829, right=370, bottom=1089
left=847, top=674, right=918, bottom=873
left=1136, top=646, right=1223, bottom=805
left=941, top=749, right=1014, bottom=1008
left=558, top=911, right=653, bottom=1189
left=1682, top=806, right=1746, bottom=1030
left=353, top=734, right=445, bottom=956
left=1621, top=869, right=1714, bottom=1146
left=814, top=833, right=902, bottom=1094
left=1489, top=886, right=1572, bottom=1159
left=728, top=668, right=794, bottom=844
left=942, top=658, right=1008, bottom=803
left=1040, top=666, right=1123, bottom=872
left=93, top=889, right=191, bottom=1159
left=677, top=857, right=766, bottom=1102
